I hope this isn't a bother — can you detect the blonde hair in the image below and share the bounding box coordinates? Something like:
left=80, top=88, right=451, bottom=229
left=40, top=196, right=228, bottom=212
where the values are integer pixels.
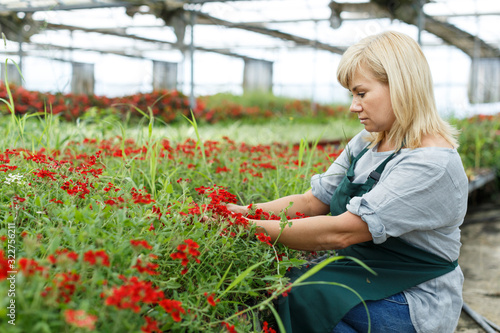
left=336, top=31, right=459, bottom=149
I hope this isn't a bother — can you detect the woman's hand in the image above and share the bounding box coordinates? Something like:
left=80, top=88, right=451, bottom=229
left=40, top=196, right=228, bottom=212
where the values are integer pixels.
left=225, top=203, right=249, bottom=216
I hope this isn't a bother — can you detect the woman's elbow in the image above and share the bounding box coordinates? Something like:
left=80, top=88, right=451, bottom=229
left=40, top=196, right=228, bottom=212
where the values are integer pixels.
left=303, top=191, right=330, bottom=216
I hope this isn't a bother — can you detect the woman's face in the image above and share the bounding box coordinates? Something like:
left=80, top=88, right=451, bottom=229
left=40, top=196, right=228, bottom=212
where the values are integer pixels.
left=348, top=66, right=396, bottom=133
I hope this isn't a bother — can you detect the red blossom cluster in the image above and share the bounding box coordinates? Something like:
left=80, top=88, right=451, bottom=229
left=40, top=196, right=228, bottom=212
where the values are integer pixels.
left=170, top=239, right=201, bottom=275
left=42, top=271, right=81, bottom=303
left=103, top=275, right=165, bottom=313
left=132, top=256, right=159, bottom=275
left=83, top=250, right=111, bottom=267
left=130, top=239, right=153, bottom=250
left=18, top=258, right=48, bottom=277
left=0, top=82, right=200, bottom=123
left=195, top=185, right=250, bottom=232
left=262, top=321, right=278, bottom=333
left=47, top=249, right=79, bottom=265
left=64, top=309, right=98, bottom=330
left=131, top=187, right=155, bottom=204
left=1, top=81, right=352, bottom=126
left=221, top=321, right=237, bottom=333
left=0, top=251, right=9, bottom=280
left=255, top=232, right=273, bottom=247
left=141, top=316, right=161, bottom=333
left=159, top=299, right=186, bottom=322
left=204, top=292, right=220, bottom=307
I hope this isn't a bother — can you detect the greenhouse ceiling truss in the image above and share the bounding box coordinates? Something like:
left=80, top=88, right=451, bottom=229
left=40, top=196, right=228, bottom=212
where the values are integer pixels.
left=0, top=0, right=499, bottom=63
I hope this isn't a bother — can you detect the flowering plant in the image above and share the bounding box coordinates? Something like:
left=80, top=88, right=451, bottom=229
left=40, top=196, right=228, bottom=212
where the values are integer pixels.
left=0, top=81, right=351, bottom=125
left=0, top=112, right=343, bottom=332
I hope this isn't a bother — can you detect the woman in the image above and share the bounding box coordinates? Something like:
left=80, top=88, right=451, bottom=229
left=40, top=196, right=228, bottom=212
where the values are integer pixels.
left=227, top=31, right=468, bottom=333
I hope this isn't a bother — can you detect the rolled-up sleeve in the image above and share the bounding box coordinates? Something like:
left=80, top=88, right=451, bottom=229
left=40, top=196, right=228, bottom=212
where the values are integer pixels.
left=310, top=162, right=348, bottom=205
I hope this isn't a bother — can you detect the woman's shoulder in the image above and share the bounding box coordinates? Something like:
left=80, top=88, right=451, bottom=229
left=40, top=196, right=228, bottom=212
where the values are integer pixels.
left=397, top=145, right=467, bottom=185
left=399, top=133, right=458, bottom=160
left=399, top=146, right=460, bottom=166
left=419, top=133, right=454, bottom=149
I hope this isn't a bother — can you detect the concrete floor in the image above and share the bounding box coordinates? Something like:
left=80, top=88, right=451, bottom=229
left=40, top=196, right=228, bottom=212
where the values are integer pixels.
left=455, top=196, right=500, bottom=333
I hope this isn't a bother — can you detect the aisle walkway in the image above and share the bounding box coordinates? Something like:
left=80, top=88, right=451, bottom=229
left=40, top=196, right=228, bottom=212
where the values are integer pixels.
left=455, top=197, right=500, bottom=332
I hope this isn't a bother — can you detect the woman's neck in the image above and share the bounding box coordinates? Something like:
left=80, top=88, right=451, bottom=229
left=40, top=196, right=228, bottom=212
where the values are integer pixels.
left=377, top=138, right=396, bottom=152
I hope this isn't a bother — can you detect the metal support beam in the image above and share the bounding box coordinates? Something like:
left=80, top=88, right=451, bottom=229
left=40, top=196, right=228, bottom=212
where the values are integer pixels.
left=417, top=0, right=425, bottom=45
left=189, top=10, right=196, bottom=110
left=44, top=22, right=266, bottom=61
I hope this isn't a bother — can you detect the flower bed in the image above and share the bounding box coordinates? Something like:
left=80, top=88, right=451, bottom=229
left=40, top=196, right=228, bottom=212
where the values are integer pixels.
left=452, top=113, right=500, bottom=178
left=0, top=131, right=343, bottom=332
left=0, top=82, right=349, bottom=124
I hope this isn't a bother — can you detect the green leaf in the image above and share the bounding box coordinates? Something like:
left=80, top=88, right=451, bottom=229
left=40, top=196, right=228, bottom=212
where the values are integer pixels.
left=216, top=262, right=233, bottom=291
left=219, top=261, right=264, bottom=298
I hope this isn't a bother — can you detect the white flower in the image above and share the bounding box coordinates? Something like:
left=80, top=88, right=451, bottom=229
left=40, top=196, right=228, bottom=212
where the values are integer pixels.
left=4, top=173, right=25, bottom=185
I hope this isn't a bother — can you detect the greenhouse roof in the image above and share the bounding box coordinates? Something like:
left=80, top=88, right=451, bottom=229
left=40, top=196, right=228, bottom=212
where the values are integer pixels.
left=1, top=0, right=499, bottom=60
left=1, top=0, right=499, bottom=116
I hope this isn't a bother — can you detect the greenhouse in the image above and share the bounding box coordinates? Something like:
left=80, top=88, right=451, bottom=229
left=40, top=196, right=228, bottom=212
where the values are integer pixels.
left=0, top=0, right=499, bottom=332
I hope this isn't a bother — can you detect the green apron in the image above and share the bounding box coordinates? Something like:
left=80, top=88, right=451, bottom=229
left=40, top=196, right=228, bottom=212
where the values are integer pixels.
left=277, top=146, right=458, bottom=333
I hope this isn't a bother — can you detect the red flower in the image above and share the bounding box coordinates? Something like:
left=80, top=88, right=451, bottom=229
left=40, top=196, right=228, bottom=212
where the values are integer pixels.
left=151, top=205, right=162, bottom=220
left=0, top=251, right=9, bottom=280
left=83, top=250, right=110, bottom=267
left=103, top=182, right=115, bottom=192
left=42, top=272, right=80, bottom=303
left=262, top=321, right=277, bottom=333
left=49, top=198, right=64, bottom=204
left=18, top=258, right=47, bottom=276
left=131, top=187, right=155, bottom=204
left=255, top=233, right=273, bottom=247
left=103, top=276, right=164, bottom=313
left=130, top=239, right=153, bottom=250
left=159, top=299, right=185, bottom=322
left=170, top=239, right=201, bottom=274
left=64, top=309, right=98, bottom=330
left=281, top=283, right=292, bottom=297
left=33, top=169, right=58, bottom=180
left=215, top=166, right=231, bottom=173
left=141, top=316, right=161, bottom=333
left=204, top=292, right=220, bottom=307
left=132, top=258, right=159, bottom=275
left=221, top=322, right=237, bottom=333
left=48, top=249, right=79, bottom=265
left=13, top=195, right=26, bottom=203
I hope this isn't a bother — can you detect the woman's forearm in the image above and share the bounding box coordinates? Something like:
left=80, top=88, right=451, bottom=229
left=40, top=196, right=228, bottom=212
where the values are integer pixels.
left=253, top=212, right=372, bottom=251
left=234, top=190, right=330, bottom=217
left=253, top=194, right=314, bottom=217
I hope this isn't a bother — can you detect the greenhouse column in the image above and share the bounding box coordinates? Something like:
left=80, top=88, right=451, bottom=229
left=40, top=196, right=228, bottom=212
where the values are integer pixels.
left=468, top=58, right=500, bottom=103
left=243, top=59, right=273, bottom=93
left=2, top=63, right=23, bottom=86
left=153, top=61, right=178, bottom=91
left=71, top=62, right=95, bottom=95
left=189, top=10, right=196, bottom=110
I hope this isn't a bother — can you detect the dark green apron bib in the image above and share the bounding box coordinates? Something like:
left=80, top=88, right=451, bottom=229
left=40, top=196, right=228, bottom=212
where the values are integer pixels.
left=277, top=146, right=458, bottom=333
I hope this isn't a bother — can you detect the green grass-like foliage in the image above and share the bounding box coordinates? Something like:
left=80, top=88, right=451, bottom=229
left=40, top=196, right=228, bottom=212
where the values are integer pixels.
left=0, top=105, right=352, bottom=332
left=452, top=113, right=500, bottom=177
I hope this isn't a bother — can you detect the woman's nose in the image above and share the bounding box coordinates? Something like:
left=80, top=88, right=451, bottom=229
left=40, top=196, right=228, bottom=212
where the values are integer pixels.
left=350, top=98, right=362, bottom=112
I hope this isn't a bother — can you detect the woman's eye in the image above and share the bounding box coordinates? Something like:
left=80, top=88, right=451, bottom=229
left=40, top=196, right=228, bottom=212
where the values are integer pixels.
left=358, top=93, right=365, bottom=97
